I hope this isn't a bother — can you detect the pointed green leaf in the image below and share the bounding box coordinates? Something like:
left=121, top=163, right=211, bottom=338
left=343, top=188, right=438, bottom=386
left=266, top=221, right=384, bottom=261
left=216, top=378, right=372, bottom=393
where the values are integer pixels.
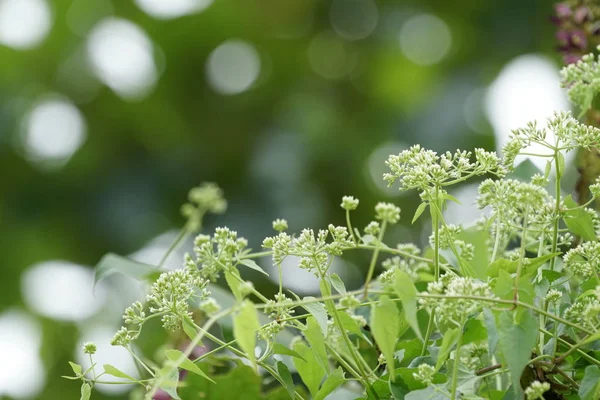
left=579, top=365, right=600, bottom=400
left=157, top=366, right=181, bottom=399
left=276, top=361, right=295, bottom=400
left=225, top=269, right=244, bottom=302
left=304, top=316, right=330, bottom=372
left=103, top=364, right=136, bottom=381
left=293, top=341, right=325, bottom=397
left=435, top=328, right=460, bottom=371
left=496, top=310, right=537, bottom=396
left=394, top=270, right=422, bottom=339
left=314, top=367, right=345, bottom=400
left=165, top=349, right=215, bottom=383
left=371, top=295, right=400, bottom=380
left=80, top=383, right=91, bottom=400
left=328, top=274, right=347, bottom=294
left=563, top=195, right=597, bottom=241
left=273, top=343, right=306, bottom=362
left=182, top=315, right=200, bottom=343
left=94, top=253, right=162, bottom=285
left=412, top=202, right=428, bottom=224
left=238, top=259, right=269, bottom=276
left=69, top=361, right=82, bottom=376
left=302, top=298, right=328, bottom=337
left=233, top=300, right=260, bottom=369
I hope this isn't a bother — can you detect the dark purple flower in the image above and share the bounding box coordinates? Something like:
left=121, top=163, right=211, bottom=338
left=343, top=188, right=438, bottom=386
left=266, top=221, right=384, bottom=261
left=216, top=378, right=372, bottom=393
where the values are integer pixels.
left=555, top=3, right=572, bottom=19
left=556, top=29, right=571, bottom=46
left=574, top=6, right=591, bottom=24
left=570, top=29, right=588, bottom=49
left=564, top=53, right=582, bottom=65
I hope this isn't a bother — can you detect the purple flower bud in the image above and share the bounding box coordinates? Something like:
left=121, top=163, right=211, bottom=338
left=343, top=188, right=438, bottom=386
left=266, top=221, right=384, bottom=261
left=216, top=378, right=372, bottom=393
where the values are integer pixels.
left=153, top=389, right=171, bottom=400
left=574, top=6, right=591, bottom=24
left=570, top=29, right=588, bottom=49
left=556, top=30, right=571, bottom=46
left=564, top=53, right=582, bottom=65
left=555, top=3, right=572, bottom=19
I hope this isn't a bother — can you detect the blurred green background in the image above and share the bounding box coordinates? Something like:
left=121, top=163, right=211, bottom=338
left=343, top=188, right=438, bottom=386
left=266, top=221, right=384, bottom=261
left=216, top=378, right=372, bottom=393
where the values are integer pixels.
left=0, top=0, right=570, bottom=399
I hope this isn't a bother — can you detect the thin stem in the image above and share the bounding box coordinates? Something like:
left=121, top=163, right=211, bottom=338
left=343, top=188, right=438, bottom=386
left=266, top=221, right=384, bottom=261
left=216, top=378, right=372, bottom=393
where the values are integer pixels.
left=450, top=334, right=463, bottom=400
left=540, top=327, right=600, bottom=366
left=491, top=217, right=502, bottom=262
left=549, top=152, right=561, bottom=272
left=363, top=221, right=387, bottom=298
left=127, top=347, right=155, bottom=377
left=158, top=225, right=192, bottom=268
left=346, top=209, right=358, bottom=244
left=422, top=190, right=440, bottom=356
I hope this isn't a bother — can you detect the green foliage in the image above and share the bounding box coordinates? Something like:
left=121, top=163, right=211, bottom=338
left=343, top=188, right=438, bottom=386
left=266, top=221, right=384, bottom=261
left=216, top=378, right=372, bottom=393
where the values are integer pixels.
left=64, top=52, right=600, bottom=400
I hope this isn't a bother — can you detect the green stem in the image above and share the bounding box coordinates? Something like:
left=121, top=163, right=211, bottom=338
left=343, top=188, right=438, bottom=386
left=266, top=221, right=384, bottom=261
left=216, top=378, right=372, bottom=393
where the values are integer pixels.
left=450, top=334, right=463, bottom=400
left=363, top=221, right=387, bottom=298
left=549, top=152, right=561, bottom=272
left=158, top=225, right=192, bottom=268
left=346, top=209, right=358, bottom=244
left=422, top=190, right=440, bottom=356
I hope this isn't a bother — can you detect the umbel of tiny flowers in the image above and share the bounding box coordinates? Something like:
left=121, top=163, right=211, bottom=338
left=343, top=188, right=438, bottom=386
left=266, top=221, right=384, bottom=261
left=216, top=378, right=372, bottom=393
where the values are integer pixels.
left=384, top=145, right=505, bottom=195
left=181, top=183, right=228, bottom=231
left=83, top=342, right=97, bottom=355
left=525, top=380, right=551, bottom=400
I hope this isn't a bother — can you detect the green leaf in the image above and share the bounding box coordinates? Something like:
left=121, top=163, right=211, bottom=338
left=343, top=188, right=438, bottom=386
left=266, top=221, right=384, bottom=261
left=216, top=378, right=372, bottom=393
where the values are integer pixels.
left=69, top=361, right=82, bottom=376
left=441, top=192, right=462, bottom=205
left=522, top=252, right=562, bottom=275
left=273, top=343, right=307, bottom=362
left=182, top=315, right=200, bottom=343
left=338, top=311, right=370, bottom=341
left=314, top=367, right=345, bottom=400
left=238, top=259, right=269, bottom=276
left=157, top=366, right=181, bottom=399
left=293, top=341, right=325, bottom=397
left=462, top=318, right=487, bottom=345
left=457, top=227, right=489, bottom=280
left=371, top=295, right=400, bottom=380
left=304, top=316, right=330, bottom=373
left=233, top=300, right=260, bottom=370
left=276, top=361, right=295, bottom=400
left=395, top=368, right=447, bottom=390
left=563, top=195, right=597, bottom=241
left=435, top=328, right=460, bottom=371
left=328, top=274, right=347, bottom=294
left=579, top=365, right=600, bottom=400
left=94, top=253, right=163, bottom=285
left=496, top=310, right=537, bottom=396
left=165, top=349, right=215, bottom=383
left=103, top=364, right=136, bottom=381
left=80, top=383, right=91, bottom=400
left=394, top=270, right=422, bottom=339
left=412, top=202, right=428, bottom=224
left=225, top=269, right=244, bottom=302
left=302, top=298, right=328, bottom=337
left=179, top=365, right=262, bottom=400
left=483, top=309, right=499, bottom=356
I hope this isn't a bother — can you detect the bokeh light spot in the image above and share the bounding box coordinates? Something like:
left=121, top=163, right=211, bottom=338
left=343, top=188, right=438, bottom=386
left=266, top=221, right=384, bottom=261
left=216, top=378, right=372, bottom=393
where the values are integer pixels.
left=307, top=32, right=351, bottom=80
left=87, top=18, right=158, bottom=100
left=485, top=55, right=570, bottom=170
left=21, top=97, right=87, bottom=168
left=0, top=310, right=44, bottom=398
left=330, top=0, right=379, bottom=41
left=399, top=14, right=451, bottom=66
left=206, top=40, right=261, bottom=95
left=367, top=141, right=407, bottom=197
left=21, top=261, right=107, bottom=321
left=0, top=0, right=52, bottom=50
left=134, top=0, right=212, bottom=19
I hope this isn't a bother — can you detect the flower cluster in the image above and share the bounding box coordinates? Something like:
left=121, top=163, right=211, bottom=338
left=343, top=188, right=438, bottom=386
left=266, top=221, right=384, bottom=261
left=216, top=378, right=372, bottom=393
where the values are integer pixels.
left=413, top=364, right=435, bottom=385
left=341, top=196, right=359, bottom=211
left=262, top=224, right=353, bottom=276
left=190, top=227, right=249, bottom=281
left=525, top=380, right=551, bottom=400
left=564, top=296, right=600, bottom=329
left=502, top=112, right=600, bottom=169
left=384, top=145, right=504, bottom=194
left=181, top=183, right=227, bottom=230
left=379, top=244, right=429, bottom=284
left=420, top=276, right=495, bottom=325
left=564, top=241, right=600, bottom=277
left=432, top=224, right=475, bottom=261
left=260, top=293, right=296, bottom=339
left=146, top=269, right=209, bottom=331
